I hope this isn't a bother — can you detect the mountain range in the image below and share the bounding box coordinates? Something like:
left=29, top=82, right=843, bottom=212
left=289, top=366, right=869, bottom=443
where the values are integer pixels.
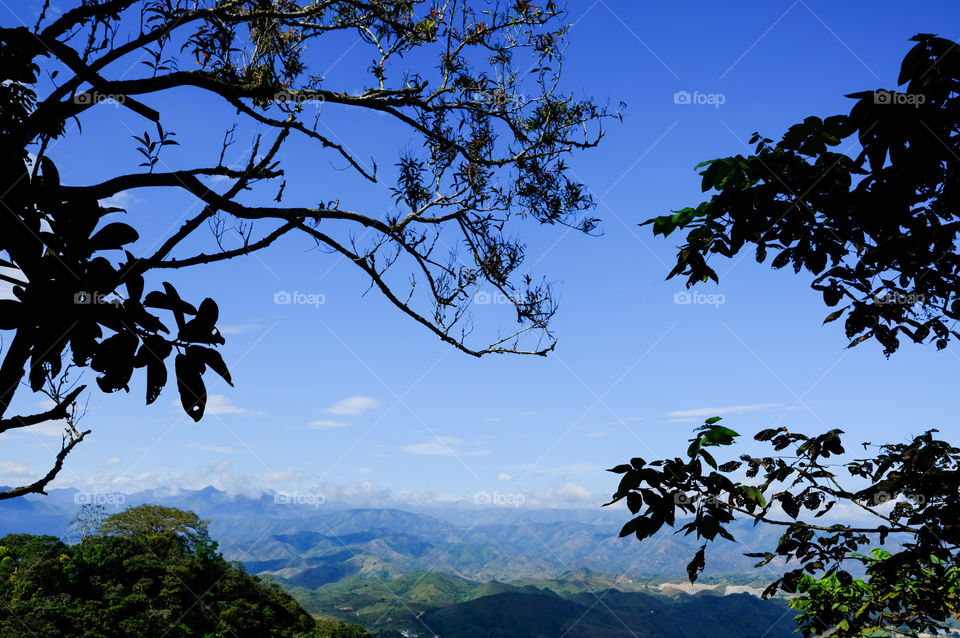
left=0, top=485, right=788, bottom=586
left=0, top=485, right=822, bottom=636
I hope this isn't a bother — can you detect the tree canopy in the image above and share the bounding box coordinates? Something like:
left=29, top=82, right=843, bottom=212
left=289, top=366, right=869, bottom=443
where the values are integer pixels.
left=96, top=503, right=212, bottom=548
left=0, top=506, right=325, bottom=637
left=610, top=34, right=960, bottom=638
left=0, top=0, right=615, bottom=500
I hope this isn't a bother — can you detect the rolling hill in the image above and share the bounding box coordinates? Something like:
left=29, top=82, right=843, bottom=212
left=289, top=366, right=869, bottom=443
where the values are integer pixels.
left=288, top=570, right=798, bottom=638
left=0, top=485, right=788, bottom=586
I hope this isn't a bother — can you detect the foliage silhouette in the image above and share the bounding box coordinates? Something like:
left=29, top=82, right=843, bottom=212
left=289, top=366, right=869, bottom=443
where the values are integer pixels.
left=0, top=0, right=615, bottom=500
left=610, top=34, right=960, bottom=638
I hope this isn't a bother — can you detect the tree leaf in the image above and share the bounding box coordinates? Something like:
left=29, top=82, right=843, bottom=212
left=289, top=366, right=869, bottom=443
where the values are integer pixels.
left=188, top=346, right=232, bottom=386
left=686, top=544, right=706, bottom=582
left=175, top=354, right=206, bottom=421
left=90, top=223, right=139, bottom=250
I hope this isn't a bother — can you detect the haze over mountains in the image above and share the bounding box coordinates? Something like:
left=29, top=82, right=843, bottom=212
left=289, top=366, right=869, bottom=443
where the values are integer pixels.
left=0, top=485, right=819, bottom=636
left=0, top=485, right=786, bottom=585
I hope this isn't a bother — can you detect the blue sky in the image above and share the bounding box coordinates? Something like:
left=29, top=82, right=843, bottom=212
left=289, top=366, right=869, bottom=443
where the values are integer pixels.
left=3, top=1, right=960, bottom=510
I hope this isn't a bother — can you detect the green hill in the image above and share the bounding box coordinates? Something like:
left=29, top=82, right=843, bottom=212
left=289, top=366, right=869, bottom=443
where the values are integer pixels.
left=423, top=592, right=609, bottom=638
left=0, top=507, right=320, bottom=638
left=418, top=590, right=799, bottom=638
left=289, top=570, right=799, bottom=637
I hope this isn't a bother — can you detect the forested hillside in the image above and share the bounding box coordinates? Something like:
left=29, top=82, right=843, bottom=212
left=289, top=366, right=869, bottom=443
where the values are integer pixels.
left=291, top=570, right=797, bottom=638
left=0, top=506, right=365, bottom=638
left=0, top=502, right=801, bottom=637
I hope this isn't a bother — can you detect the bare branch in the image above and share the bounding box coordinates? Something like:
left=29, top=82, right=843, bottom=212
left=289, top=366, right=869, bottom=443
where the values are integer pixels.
left=0, top=429, right=90, bottom=501
left=0, top=384, right=86, bottom=434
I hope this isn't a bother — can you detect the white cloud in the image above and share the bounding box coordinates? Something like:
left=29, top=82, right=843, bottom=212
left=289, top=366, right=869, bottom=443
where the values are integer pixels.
left=587, top=432, right=607, bottom=437
left=554, top=482, right=595, bottom=500
left=170, top=394, right=245, bottom=415
left=394, top=488, right=463, bottom=506
left=253, top=468, right=310, bottom=483
left=358, top=467, right=372, bottom=473
left=482, top=417, right=502, bottom=423
left=665, top=403, right=780, bottom=418
left=105, top=457, right=121, bottom=466
left=324, top=395, right=380, bottom=416
left=402, top=437, right=492, bottom=457
left=402, top=442, right=455, bottom=456
left=307, top=419, right=348, bottom=429
left=51, top=459, right=258, bottom=497
left=20, top=421, right=71, bottom=437
left=48, top=468, right=613, bottom=511
left=205, top=394, right=246, bottom=415
left=188, top=443, right=239, bottom=454
left=498, top=473, right=512, bottom=481
left=98, top=191, right=134, bottom=210
left=0, top=462, right=34, bottom=478
left=520, top=482, right=600, bottom=508
left=218, top=323, right=262, bottom=335
left=521, top=462, right=597, bottom=479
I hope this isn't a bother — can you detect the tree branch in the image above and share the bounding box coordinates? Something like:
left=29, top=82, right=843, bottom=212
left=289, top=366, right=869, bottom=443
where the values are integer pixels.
left=0, top=429, right=90, bottom=501
left=0, top=384, right=86, bottom=434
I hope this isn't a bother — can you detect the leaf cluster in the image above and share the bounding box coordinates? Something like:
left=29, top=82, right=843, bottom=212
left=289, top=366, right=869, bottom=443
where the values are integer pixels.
left=646, top=34, right=960, bottom=356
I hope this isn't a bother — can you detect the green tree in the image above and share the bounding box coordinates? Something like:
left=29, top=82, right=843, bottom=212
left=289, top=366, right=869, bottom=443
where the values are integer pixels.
left=96, top=504, right=212, bottom=549
left=609, top=34, right=960, bottom=637
left=0, top=507, right=320, bottom=637
left=0, top=0, right=616, bottom=500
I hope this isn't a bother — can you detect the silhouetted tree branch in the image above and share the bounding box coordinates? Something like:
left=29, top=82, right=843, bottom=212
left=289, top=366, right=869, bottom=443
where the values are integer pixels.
left=612, top=34, right=960, bottom=638
left=0, top=0, right=615, bottom=497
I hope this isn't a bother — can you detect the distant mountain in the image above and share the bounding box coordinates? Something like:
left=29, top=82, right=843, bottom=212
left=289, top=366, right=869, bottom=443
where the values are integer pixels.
left=0, top=485, right=787, bottom=585
left=0, top=486, right=810, bottom=636
left=231, top=511, right=787, bottom=586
